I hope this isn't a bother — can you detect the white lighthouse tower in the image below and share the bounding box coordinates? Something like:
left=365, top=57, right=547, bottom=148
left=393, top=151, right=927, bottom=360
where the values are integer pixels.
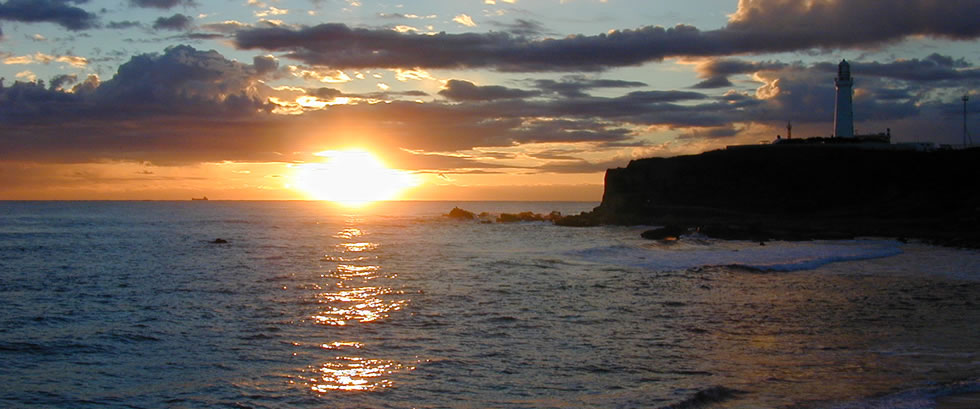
left=834, top=59, right=854, bottom=138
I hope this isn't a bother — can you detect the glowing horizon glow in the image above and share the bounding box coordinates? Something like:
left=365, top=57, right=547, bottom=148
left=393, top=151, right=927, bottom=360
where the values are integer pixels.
left=294, top=150, right=419, bottom=206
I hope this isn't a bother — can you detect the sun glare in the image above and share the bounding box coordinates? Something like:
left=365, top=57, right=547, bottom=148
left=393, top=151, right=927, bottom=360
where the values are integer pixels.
left=294, top=150, right=418, bottom=205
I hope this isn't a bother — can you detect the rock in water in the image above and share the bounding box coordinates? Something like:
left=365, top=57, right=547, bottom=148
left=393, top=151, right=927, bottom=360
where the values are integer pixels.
left=447, top=207, right=476, bottom=220
left=640, top=225, right=689, bottom=240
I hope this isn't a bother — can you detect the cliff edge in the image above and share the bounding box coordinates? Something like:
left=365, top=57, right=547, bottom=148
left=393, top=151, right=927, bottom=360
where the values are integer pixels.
left=559, top=145, right=980, bottom=247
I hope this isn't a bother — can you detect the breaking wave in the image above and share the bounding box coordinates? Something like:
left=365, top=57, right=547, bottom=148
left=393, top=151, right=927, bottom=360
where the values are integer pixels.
left=568, top=238, right=904, bottom=272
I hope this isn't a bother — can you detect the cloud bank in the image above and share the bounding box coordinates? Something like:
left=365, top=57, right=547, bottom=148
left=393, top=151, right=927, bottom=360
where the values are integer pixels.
left=233, top=0, right=980, bottom=72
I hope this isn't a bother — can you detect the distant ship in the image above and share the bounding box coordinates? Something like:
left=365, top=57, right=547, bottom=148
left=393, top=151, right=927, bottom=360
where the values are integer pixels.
left=191, top=196, right=209, bottom=201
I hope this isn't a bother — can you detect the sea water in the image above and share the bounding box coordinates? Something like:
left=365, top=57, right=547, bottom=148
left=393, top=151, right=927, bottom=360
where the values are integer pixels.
left=0, top=201, right=977, bottom=408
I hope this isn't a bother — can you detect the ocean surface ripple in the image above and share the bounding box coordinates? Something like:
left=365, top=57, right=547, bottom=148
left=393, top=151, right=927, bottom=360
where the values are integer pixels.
left=0, top=201, right=977, bottom=408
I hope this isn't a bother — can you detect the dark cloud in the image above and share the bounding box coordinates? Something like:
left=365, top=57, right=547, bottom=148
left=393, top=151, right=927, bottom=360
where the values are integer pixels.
left=49, top=74, right=78, bottom=90
left=691, top=76, right=733, bottom=89
left=697, top=59, right=789, bottom=77
left=233, top=1, right=980, bottom=72
left=307, top=87, right=427, bottom=101
left=252, top=55, right=278, bottom=74
left=184, top=32, right=224, bottom=40
left=438, top=79, right=540, bottom=101
left=487, top=19, right=549, bottom=36
left=152, top=13, right=191, bottom=31
left=526, top=149, right=583, bottom=160
left=725, top=0, right=980, bottom=47
left=620, top=90, right=707, bottom=104
left=532, top=75, right=647, bottom=98
left=678, top=125, right=742, bottom=139
left=0, top=0, right=98, bottom=31
left=130, top=0, right=195, bottom=9
left=107, top=20, right=141, bottom=29
left=1, top=45, right=271, bottom=126
left=310, top=87, right=342, bottom=99
left=232, top=23, right=713, bottom=71
left=848, top=54, right=980, bottom=83
left=533, top=158, right=630, bottom=174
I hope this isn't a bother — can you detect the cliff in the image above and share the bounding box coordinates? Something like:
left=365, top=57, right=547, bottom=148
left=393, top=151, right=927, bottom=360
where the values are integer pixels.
left=560, top=145, right=980, bottom=246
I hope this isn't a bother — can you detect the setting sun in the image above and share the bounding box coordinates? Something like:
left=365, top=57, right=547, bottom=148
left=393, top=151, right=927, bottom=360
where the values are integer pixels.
left=293, top=150, right=418, bottom=205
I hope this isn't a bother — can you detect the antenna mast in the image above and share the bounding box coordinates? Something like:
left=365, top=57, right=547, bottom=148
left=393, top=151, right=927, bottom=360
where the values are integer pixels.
left=964, top=95, right=973, bottom=147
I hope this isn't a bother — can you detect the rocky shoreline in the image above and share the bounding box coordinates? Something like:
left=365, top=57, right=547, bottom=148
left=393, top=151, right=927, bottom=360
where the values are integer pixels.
left=554, top=146, right=980, bottom=248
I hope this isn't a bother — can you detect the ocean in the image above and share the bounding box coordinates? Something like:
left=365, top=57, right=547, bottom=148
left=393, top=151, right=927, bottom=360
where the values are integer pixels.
left=1, top=201, right=977, bottom=408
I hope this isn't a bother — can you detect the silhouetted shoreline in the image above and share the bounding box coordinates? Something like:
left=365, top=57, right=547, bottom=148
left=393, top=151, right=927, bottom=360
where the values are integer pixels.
left=555, top=146, right=980, bottom=248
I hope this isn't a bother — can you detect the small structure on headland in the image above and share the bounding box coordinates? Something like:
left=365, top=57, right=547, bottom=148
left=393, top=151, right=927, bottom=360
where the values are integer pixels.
left=733, top=59, right=955, bottom=150
left=834, top=59, right=854, bottom=138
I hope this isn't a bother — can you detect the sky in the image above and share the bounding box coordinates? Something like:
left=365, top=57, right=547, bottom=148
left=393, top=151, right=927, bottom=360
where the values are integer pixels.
left=0, top=0, right=978, bottom=201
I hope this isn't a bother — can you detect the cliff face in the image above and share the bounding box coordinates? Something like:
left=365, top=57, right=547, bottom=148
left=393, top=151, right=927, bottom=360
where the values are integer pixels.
left=589, top=146, right=980, bottom=242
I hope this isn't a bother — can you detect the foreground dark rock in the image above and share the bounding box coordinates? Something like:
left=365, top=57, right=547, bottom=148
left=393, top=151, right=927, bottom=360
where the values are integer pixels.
left=664, top=386, right=744, bottom=409
left=564, top=146, right=980, bottom=248
left=640, top=225, right=689, bottom=240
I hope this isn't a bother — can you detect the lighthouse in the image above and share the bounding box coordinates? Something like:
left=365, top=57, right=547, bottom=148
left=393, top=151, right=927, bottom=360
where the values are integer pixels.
left=834, top=59, right=854, bottom=138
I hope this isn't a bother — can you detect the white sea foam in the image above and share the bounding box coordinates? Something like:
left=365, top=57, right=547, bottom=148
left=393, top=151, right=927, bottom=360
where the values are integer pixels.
left=823, top=379, right=980, bottom=409
left=568, top=238, right=905, bottom=272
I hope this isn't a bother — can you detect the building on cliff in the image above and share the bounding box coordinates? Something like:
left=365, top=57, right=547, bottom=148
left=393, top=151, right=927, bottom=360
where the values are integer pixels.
left=761, top=59, right=902, bottom=148
left=834, top=59, right=854, bottom=138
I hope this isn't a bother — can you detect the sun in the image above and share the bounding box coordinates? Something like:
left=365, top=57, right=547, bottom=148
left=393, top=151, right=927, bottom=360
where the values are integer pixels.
left=294, top=150, right=419, bottom=205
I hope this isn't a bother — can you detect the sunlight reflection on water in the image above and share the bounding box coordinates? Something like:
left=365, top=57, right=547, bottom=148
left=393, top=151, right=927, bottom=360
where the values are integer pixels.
left=306, top=221, right=411, bottom=393
left=310, top=357, right=413, bottom=392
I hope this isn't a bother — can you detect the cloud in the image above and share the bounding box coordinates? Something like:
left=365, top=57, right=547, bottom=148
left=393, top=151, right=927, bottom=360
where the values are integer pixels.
left=2, top=45, right=271, bottom=122
left=252, top=54, right=278, bottom=74
left=533, top=157, right=630, bottom=174
left=3, top=52, right=88, bottom=68
left=726, top=0, right=980, bottom=46
left=452, top=14, right=476, bottom=27
left=678, top=125, right=742, bottom=139
left=153, top=13, right=192, bottom=31
left=377, top=12, right=436, bottom=20
left=130, top=0, right=196, bottom=9
left=287, top=66, right=352, bottom=83
left=0, top=0, right=99, bottom=31
left=696, top=59, right=789, bottom=77
left=438, top=79, right=540, bottom=101
left=1, top=44, right=975, bottom=169
left=487, top=19, right=547, bottom=36
left=107, top=20, right=142, bottom=29
left=532, top=75, right=647, bottom=98
left=844, top=54, right=980, bottom=83
left=14, top=70, right=35, bottom=81
left=200, top=20, right=250, bottom=34
left=691, top=76, right=733, bottom=89
left=49, top=73, right=77, bottom=90
left=233, top=1, right=980, bottom=72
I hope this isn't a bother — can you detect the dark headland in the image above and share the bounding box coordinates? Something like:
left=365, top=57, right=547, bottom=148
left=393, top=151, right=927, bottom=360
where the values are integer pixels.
left=556, top=145, right=980, bottom=248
